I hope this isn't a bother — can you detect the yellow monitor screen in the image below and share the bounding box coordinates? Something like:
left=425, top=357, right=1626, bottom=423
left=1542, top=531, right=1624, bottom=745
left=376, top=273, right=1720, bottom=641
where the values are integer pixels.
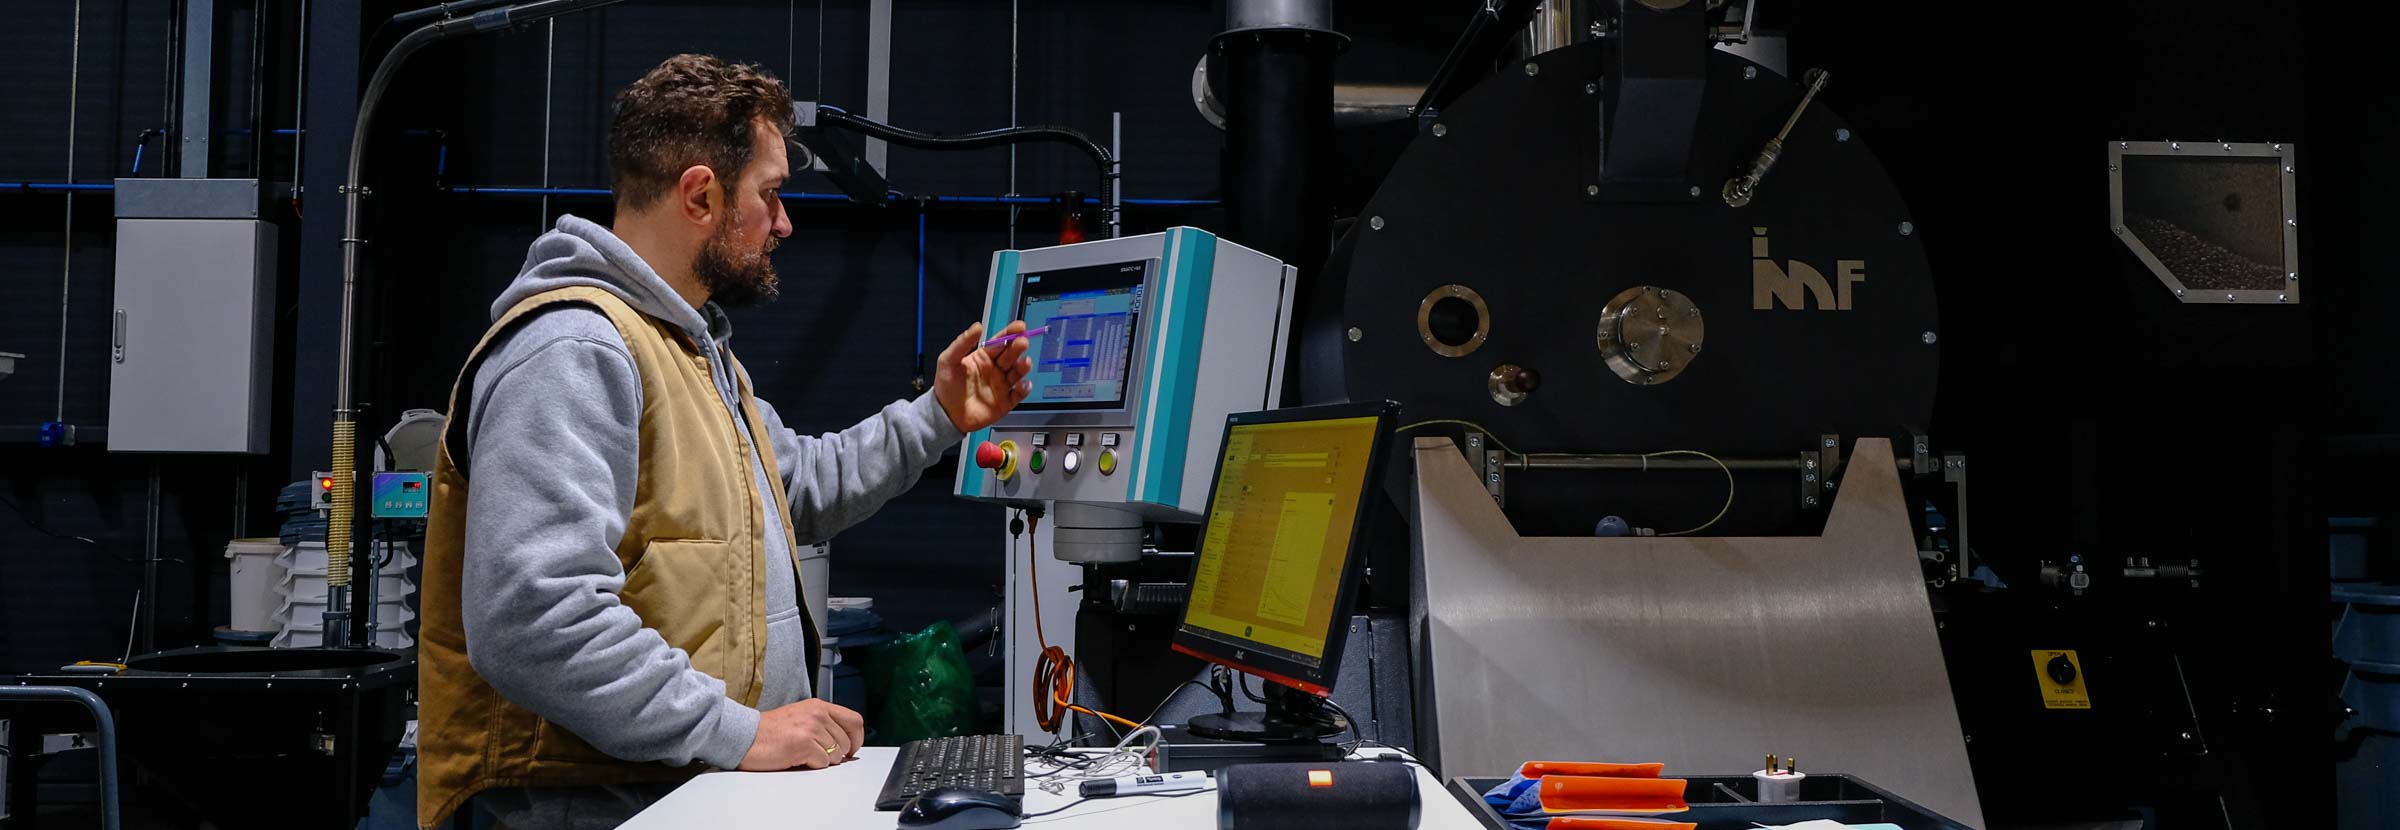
left=1180, top=415, right=1382, bottom=666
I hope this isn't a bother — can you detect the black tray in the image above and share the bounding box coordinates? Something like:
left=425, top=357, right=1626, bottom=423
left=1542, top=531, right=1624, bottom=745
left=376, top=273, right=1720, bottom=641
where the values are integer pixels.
left=1447, top=772, right=1974, bottom=829
left=11, top=646, right=416, bottom=829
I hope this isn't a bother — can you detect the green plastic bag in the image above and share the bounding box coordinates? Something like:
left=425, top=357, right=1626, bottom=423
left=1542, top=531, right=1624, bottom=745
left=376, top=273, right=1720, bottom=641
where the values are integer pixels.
left=861, top=620, right=979, bottom=744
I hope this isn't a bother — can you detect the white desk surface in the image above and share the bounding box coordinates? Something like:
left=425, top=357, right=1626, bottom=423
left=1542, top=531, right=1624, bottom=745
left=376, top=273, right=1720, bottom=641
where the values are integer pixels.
left=619, top=746, right=1492, bottom=830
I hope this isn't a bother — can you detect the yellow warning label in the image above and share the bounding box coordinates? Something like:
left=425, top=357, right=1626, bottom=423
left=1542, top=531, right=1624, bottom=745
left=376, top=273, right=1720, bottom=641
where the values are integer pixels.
left=2032, top=649, right=2091, bottom=710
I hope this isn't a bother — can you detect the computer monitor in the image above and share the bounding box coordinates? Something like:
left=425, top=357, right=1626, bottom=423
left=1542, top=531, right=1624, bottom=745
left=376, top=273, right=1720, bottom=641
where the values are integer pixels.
left=1012, top=260, right=1146, bottom=411
left=1170, top=400, right=1398, bottom=742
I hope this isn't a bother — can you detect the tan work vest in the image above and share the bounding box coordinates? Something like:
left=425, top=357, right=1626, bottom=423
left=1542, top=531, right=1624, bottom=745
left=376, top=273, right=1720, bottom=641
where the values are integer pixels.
left=415, top=286, right=815, bottom=829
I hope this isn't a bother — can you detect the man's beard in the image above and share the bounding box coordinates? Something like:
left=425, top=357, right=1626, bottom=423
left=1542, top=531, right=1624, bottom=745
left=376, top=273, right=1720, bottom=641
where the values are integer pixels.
left=694, top=207, right=781, bottom=308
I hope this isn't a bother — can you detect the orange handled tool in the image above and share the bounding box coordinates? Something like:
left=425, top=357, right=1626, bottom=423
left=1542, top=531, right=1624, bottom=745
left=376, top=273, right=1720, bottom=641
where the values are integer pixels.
left=1519, top=761, right=1666, bottom=779
left=1537, top=775, right=1689, bottom=814
left=1545, top=819, right=1697, bottom=830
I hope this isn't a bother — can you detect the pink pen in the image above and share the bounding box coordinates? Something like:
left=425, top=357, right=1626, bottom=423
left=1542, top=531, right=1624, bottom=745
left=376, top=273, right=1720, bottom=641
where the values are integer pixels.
left=980, top=325, right=1049, bottom=348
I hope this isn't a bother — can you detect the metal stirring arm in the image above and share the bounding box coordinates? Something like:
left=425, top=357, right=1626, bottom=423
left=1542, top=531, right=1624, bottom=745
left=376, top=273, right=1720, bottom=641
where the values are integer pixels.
left=1722, top=68, right=1829, bottom=208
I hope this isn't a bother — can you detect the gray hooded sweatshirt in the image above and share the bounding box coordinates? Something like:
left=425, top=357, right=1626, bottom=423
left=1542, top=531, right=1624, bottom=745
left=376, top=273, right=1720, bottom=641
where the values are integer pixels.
left=460, top=215, right=962, bottom=771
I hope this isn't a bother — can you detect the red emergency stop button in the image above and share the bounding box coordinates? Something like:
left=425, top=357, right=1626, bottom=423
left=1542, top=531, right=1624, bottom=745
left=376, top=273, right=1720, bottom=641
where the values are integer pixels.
left=976, top=440, right=1020, bottom=480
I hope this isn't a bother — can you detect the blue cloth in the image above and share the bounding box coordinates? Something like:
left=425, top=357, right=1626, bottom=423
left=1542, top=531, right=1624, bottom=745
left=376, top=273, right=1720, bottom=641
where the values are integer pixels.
left=1482, top=772, right=1546, bottom=815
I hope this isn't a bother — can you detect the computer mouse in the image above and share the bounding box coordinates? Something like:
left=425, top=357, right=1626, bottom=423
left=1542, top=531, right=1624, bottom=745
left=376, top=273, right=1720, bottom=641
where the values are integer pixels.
left=897, top=788, right=1023, bottom=830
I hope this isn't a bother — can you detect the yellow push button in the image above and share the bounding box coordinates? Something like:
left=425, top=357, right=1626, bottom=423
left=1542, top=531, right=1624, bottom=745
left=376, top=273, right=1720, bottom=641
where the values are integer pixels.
left=1097, top=449, right=1117, bottom=476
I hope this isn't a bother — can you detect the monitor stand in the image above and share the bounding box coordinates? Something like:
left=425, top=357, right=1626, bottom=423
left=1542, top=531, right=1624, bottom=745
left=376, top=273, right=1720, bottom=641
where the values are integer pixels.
left=1185, top=682, right=1347, bottom=743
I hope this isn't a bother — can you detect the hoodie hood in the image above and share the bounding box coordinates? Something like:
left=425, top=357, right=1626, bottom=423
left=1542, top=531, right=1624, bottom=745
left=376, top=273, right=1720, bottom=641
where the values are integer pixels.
left=495, top=215, right=733, bottom=345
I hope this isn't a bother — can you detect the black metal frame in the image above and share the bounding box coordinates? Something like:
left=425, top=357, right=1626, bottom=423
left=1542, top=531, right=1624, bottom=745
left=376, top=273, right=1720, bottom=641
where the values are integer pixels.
left=9, top=647, right=414, bottom=829
left=0, top=686, right=121, bottom=830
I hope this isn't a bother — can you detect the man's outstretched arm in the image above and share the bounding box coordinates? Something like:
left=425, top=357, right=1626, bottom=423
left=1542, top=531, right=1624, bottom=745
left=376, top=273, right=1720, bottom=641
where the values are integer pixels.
left=760, top=321, right=1031, bottom=543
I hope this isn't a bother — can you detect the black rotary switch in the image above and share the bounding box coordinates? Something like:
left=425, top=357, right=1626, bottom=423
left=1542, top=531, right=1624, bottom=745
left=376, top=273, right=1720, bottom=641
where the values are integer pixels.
left=2047, top=653, right=2079, bottom=686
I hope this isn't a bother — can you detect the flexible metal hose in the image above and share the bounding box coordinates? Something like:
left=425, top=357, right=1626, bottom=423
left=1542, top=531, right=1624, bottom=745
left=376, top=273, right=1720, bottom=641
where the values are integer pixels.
left=815, top=106, right=1120, bottom=237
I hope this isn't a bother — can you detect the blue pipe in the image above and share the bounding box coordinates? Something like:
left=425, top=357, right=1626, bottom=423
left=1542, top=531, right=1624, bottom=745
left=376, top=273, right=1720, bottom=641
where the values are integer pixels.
left=3, top=182, right=114, bottom=192
left=129, top=128, right=167, bottom=175
left=438, top=185, right=1217, bottom=207
left=1, top=181, right=1220, bottom=206
left=446, top=185, right=612, bottom=196
left=250, top=128, right=442, bottom=137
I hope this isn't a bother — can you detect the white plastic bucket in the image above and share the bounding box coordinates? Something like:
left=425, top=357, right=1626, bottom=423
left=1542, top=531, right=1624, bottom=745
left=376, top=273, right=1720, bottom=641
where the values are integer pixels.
left=224, top=538, right=285, bottom=632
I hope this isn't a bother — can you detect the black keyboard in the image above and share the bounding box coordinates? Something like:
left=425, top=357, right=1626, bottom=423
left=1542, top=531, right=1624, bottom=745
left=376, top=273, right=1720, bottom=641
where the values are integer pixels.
left=874, top=734, right=1025, bottom=811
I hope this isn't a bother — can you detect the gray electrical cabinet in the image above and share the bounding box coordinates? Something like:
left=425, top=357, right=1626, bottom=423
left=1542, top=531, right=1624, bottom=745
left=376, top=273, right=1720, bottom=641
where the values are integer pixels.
left=107, top=178, right=277, bottom=453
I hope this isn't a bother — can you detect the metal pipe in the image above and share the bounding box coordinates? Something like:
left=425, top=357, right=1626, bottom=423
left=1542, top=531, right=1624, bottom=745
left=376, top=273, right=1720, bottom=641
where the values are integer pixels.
left=1223, top=0, right=1339, bottom=35
left=248, top=0, right=266, bottom=178
left=915, top=209, right=926, bottom=387
left=1195, top=60, right=1426, bottom=130
left=1506, top=0, right=1577, bottom=63
left=330, top=22, right=453, bottom=645
left=1109, top=111, right=1122, bottom=237
left=390, top=0, right=517, bottom=28
left=142, top=458, right=159, bottom=653
left=1220, top=0, right=1339, bottom=405
left=179, top=0, right=214, bottom=177
left=1008, top=0, right=1018, bottom=249
left=540, top=18, right=554, bottom=229
left=329, top=0, right=637, bottom=643
left=1329, top=83, right=1427, bottom=127
left=1218, top=1, right=1337, bottom=269
left=291, top=0, right=308, bottom=209
left=1510, top=456, right=1799, bottom=472
left=1506, top=454, right=1921, bottom=473
left=57, top=0, right=82, bottom=423
left=865, top=0, right=891, bottom=174
left=0, top=686, right=120, bottom=830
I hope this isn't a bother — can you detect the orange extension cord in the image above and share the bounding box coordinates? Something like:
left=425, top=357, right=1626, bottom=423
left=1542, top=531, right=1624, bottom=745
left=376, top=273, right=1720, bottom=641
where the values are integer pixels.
left=1024, top=511, right=1140, bottom=734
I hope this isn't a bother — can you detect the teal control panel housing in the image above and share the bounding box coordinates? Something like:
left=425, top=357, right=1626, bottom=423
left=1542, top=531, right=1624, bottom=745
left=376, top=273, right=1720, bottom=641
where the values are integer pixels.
left=371, top=472, right=432, bottom=519
left=954, top=228, right=1295, bottom=521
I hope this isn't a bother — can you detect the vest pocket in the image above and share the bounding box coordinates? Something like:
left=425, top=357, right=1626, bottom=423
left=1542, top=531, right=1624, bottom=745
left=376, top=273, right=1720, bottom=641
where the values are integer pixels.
left=529, top=538, right=738, bottom=766
left=622, top=538, right=738, bottom=684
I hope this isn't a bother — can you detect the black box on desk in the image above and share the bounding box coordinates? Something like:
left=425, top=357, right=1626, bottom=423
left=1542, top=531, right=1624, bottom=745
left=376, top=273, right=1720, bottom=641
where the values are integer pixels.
left=1152, top=725, right=1347, bottom=774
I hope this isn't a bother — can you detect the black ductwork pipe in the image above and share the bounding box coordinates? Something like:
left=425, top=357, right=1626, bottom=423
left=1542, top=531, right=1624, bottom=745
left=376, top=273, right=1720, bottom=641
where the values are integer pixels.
left=1214, top=0, right=1341, bottom=404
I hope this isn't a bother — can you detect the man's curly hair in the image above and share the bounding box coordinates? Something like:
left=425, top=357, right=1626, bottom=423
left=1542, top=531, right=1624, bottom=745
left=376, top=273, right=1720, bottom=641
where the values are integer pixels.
left=608, top=54, right=794, bottom=209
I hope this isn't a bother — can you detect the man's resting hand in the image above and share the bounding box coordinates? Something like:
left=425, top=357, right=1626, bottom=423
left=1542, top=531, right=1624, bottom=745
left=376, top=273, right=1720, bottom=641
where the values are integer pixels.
left=738, top=699, right=868, bottom=771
